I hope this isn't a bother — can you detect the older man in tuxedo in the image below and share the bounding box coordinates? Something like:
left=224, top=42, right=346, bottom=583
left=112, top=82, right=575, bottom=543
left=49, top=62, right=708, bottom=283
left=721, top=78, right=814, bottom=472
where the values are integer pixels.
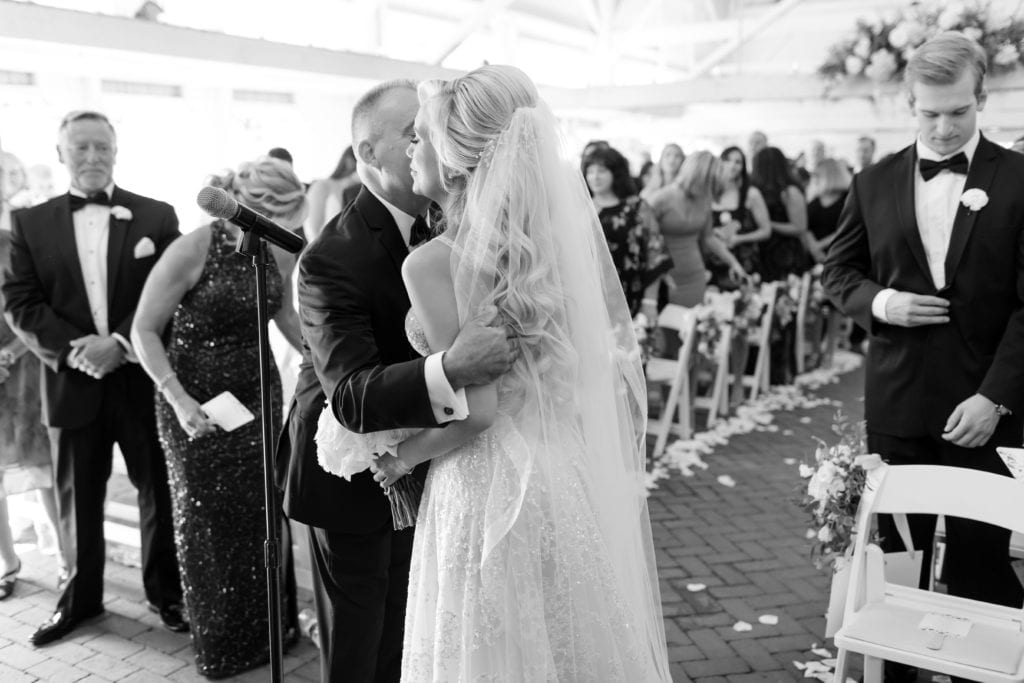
left=277, top=80, right=514, bottom=683
left=3, top=111, right=183, bottom=645
left=824, top=32, right=1024, bottom=676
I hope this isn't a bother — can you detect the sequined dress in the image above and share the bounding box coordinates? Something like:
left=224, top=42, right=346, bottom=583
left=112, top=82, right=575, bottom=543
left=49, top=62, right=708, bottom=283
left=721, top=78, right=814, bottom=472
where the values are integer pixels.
left=401, top=309, right=660, bottom=681
left=156, top=222, right=295, bottom=679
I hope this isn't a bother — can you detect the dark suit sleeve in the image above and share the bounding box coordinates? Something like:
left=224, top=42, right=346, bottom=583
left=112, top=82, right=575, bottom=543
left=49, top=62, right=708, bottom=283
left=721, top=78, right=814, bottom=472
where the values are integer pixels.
left=298, top=244, right=438, bottom=434
left=822, top=175, right=884, bottom=333
left=112, top=204, right=180, bottom=341
left=2, top=211, right=86, bottom=371
left=979, top=221, right=1024, bottom=412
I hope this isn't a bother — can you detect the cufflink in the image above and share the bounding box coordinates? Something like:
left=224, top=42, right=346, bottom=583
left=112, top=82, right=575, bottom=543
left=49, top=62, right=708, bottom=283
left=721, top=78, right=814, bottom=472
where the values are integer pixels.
left=444, top=407, right=454, bottom=416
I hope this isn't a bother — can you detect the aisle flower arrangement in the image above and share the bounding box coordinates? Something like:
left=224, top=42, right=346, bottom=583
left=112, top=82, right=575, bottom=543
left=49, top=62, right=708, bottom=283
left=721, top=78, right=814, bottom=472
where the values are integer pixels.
left=797, top=411, right=882, bottom=572
left=819, top=1, right=1024, bottom=85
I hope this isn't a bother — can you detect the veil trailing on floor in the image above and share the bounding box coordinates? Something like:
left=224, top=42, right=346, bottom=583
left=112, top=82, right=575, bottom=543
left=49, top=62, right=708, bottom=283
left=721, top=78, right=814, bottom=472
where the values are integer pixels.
left=448, top=98, right=670, bottom=679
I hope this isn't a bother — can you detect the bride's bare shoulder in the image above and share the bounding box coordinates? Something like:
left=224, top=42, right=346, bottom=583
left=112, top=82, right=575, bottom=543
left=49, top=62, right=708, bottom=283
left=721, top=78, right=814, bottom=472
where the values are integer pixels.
left=401, top=236, right=452, bottom=286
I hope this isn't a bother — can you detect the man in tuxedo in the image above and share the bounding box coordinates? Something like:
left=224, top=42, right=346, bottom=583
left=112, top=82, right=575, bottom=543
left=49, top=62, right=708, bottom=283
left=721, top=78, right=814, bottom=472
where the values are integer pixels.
left=276, top=80, right=514, bottom=683
left=824, top=31, right=1024, bottom=676
left=2, top=110, right=184, bottom=645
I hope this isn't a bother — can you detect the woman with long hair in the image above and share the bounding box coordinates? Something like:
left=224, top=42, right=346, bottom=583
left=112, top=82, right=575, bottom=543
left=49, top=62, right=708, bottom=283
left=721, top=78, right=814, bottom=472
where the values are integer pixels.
left=648, top=150, right=746, bottom=306
left=707, top=145, right=771, bottom=288
left=304, top=146, right=359, bottom=243
left=370, top=64, right=670, bottom=681
left=751, top=146, right=813, bottom=281
left=583, top=145, right=672, bottom=317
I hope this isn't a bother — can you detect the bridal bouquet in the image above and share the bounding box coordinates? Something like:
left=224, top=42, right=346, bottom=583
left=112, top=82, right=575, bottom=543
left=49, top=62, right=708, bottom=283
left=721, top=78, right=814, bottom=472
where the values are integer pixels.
left=315, top=409, right=422, bottom=530
left=798, top=411, right=883, bottom=572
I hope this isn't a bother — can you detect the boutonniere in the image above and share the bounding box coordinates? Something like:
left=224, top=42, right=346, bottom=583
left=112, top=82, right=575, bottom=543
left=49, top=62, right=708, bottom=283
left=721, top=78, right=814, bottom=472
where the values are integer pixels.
left=960, top=188, right=989, bottom=214
left=110, top=205, right=133, bottom=221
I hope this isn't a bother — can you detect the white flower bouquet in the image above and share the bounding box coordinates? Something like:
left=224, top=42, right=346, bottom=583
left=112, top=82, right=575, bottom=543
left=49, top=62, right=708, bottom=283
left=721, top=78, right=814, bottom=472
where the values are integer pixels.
left=315, top=408, right=422, bottom=529
left=798, top=411, right=884, bottom=572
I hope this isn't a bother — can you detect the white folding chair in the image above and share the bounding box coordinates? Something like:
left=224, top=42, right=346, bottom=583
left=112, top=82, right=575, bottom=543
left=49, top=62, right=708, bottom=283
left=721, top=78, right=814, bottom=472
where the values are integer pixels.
left=645, top=305, right=696, bottom=457
left=794, top=272, right=812, bottom=374
left=732, top=281, right=777, bottom=401
left=693, top=292, right=735, bottom=426
left=834, top=465, right=1024, bottom=682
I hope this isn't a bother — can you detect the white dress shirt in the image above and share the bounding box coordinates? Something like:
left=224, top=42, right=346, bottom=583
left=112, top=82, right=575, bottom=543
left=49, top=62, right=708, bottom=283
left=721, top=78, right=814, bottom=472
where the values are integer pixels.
left=366, top=187, right=468, bottom=424
left=69, top=182, right=138, bottom=362
left=871, top=130, right=981, bottom=321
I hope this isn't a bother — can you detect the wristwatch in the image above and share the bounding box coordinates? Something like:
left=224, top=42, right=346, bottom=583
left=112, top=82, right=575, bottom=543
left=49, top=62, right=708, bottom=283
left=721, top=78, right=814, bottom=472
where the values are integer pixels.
left=995, top=404, right=1012, bottom=417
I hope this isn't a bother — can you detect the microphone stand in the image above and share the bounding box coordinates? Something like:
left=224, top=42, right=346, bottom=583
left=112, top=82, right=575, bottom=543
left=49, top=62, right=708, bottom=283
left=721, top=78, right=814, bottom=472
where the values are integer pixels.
left=235, top=230, right=284, bottom=683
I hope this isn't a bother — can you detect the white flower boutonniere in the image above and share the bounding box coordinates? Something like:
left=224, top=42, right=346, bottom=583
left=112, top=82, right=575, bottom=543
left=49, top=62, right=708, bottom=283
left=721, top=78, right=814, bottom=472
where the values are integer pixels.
left=110, top=205, right=133, bottom=221
left=960, top=189, right=989, bottom=213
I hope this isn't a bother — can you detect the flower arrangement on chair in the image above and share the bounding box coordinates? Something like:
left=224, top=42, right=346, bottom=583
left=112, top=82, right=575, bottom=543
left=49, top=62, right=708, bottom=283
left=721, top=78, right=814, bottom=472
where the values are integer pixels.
left=819, top=1, right=1024, bottom=86
left=798, top=411, right=888, bottom=637
left=798, top=411, right=883, bottom=572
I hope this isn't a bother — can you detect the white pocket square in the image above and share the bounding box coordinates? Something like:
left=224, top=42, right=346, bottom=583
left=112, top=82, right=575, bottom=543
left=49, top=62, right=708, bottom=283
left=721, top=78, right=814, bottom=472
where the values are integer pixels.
left=133, top=237, right=156, bottom=259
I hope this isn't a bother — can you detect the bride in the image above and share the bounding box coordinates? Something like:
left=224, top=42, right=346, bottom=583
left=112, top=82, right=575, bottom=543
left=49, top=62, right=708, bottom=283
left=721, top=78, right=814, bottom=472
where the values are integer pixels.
left=370, top=64, right=671, bottom=681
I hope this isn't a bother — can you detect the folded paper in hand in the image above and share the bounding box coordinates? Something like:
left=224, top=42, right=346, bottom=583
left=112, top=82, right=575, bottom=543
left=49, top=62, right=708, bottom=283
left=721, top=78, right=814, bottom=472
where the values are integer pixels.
left=201, top=392, right=255, bottom=432
left=996, top=447, right=1024, bottom=480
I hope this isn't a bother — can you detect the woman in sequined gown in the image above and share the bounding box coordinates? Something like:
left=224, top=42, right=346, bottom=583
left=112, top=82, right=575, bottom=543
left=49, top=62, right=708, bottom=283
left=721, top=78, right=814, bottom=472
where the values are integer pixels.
left=131, top=158, right=305, bottom=679
left=371, top=65, right=671, bottom=682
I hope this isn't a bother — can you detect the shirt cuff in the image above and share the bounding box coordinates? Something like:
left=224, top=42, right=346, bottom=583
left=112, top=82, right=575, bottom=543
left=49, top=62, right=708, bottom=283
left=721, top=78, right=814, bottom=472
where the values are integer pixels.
left=871, top=288, right=896, bottom=323
left=424, top=352, right=468, bottom=423
left=111, top=333, right=139, bottom=364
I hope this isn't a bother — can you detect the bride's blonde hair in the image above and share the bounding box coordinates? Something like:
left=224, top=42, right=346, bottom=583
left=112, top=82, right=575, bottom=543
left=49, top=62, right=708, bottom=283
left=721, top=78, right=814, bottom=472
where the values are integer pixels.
left=418, top=65, right=572, bottom=401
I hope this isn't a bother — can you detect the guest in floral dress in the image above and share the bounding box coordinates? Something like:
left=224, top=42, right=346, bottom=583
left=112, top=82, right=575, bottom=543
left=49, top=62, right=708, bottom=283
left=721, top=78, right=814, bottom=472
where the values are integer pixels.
left=583, top=145, right=672, bottom=318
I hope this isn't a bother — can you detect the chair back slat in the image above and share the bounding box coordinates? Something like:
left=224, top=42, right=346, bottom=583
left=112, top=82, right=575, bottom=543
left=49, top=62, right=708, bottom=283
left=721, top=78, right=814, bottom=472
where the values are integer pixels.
left=869, top=465, right=1024, bottom=536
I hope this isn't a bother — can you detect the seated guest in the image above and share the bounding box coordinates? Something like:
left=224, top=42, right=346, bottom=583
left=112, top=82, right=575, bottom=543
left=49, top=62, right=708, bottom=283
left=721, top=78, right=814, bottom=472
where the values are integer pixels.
left=131, top=157, right=305, bottom=679
left=583, top=145, right=672, bottom=318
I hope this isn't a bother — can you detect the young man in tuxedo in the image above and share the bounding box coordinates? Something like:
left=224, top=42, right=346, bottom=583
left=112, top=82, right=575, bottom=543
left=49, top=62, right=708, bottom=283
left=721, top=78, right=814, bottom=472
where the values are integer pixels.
left=824, top=31, right=1024, bottom=680
left=276, top=80, right=514, bottom=683
left=2, top=111, right=184, bottom=645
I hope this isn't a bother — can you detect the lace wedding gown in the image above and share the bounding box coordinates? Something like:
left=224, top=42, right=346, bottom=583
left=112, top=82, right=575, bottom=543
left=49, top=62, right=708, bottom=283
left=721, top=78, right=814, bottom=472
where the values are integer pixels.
left=401, top=312, right=663, bottom=682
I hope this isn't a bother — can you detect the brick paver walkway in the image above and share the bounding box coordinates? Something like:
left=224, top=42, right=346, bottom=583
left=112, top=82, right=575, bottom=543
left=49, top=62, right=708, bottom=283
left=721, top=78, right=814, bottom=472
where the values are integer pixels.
left=0, top=363, right=867, bottom=682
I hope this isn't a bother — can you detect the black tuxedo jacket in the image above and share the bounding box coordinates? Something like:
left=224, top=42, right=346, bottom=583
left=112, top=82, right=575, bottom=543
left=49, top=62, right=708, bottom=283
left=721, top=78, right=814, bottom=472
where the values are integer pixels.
left=824, top=135, right=1024, bottom=437
left=2, top=187, right=180, bottom=429
left=276, top=188, right=436, bottom=533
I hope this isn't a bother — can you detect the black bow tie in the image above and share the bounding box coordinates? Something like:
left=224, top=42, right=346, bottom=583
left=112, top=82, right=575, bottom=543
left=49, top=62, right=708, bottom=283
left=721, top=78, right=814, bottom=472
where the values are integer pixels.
left=919, top=152, right=969, bottom=181
left=68, top=192, right=111, bottom=211
left=409, top=214, right=432, bottom=247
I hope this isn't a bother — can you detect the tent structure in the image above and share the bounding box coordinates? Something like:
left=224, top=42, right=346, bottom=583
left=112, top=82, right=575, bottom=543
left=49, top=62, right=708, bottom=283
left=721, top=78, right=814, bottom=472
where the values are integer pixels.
left=1, top=0, right=1022, bottom=225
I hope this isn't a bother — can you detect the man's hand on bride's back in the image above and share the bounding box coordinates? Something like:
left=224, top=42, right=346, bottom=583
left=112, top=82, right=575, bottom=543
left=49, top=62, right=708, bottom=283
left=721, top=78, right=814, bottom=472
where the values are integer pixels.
left=443, top=305, right=518, bottom=390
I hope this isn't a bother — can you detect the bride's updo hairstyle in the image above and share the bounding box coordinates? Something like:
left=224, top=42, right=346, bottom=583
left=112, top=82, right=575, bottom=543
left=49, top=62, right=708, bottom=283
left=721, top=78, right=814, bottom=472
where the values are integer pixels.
left=204, top=156, right=308, bottom=230
left=418, top=65, right=538, bottom=219
left=418, top=65, right=574, bottom=402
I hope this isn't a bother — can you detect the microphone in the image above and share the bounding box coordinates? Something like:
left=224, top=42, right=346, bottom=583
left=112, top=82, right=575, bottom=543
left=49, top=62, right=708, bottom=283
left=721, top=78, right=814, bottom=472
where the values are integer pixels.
left=196, top=186, right=304, bottom=254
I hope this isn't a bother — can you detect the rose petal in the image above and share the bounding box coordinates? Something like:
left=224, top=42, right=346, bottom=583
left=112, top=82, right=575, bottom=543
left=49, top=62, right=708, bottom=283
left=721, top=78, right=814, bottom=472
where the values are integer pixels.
left=799, top=416, right=812, bottom=424
left=784, top=457, right=797, bottom=465
left=811, top=646, right=832, bottom=657
left=717, top=475, right=737, bottom=487
left=686, top=583, right=706, bottom=592
left=758, top=614, right=779, bottom=625
left=732, top=620, right=752, bottom=632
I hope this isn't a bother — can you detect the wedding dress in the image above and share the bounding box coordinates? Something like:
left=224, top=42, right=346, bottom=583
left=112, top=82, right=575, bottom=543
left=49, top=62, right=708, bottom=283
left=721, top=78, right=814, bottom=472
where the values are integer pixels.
left=399, top=99, right=670, bottom=682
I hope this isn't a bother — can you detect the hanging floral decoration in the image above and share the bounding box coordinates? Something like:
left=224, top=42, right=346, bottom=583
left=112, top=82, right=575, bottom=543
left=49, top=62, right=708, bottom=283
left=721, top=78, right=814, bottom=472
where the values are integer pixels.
left=819, top=1, right=1024, bottom=85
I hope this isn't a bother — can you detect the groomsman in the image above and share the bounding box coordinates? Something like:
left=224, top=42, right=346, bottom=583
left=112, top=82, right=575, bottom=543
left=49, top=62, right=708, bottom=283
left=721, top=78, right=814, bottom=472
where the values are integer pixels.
left=824, top=31, right=1024, bottom=676
left=2, top=110, right=184, bottom=645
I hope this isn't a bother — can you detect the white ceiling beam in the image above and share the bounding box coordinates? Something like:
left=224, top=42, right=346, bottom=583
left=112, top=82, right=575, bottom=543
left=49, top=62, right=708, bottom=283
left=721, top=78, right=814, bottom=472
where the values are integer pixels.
left=0, top=1, right=466, bottom=83
left=575, top=0, right=603, bottom=33
left=686, top=0, right=807, bottom=79
left=431, top=0, right=516, bottom=65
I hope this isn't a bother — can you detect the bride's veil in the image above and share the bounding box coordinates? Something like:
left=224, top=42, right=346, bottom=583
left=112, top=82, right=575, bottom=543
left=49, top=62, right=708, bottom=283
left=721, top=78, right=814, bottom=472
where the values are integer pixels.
left=426, top=67, right=669, bottom=679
